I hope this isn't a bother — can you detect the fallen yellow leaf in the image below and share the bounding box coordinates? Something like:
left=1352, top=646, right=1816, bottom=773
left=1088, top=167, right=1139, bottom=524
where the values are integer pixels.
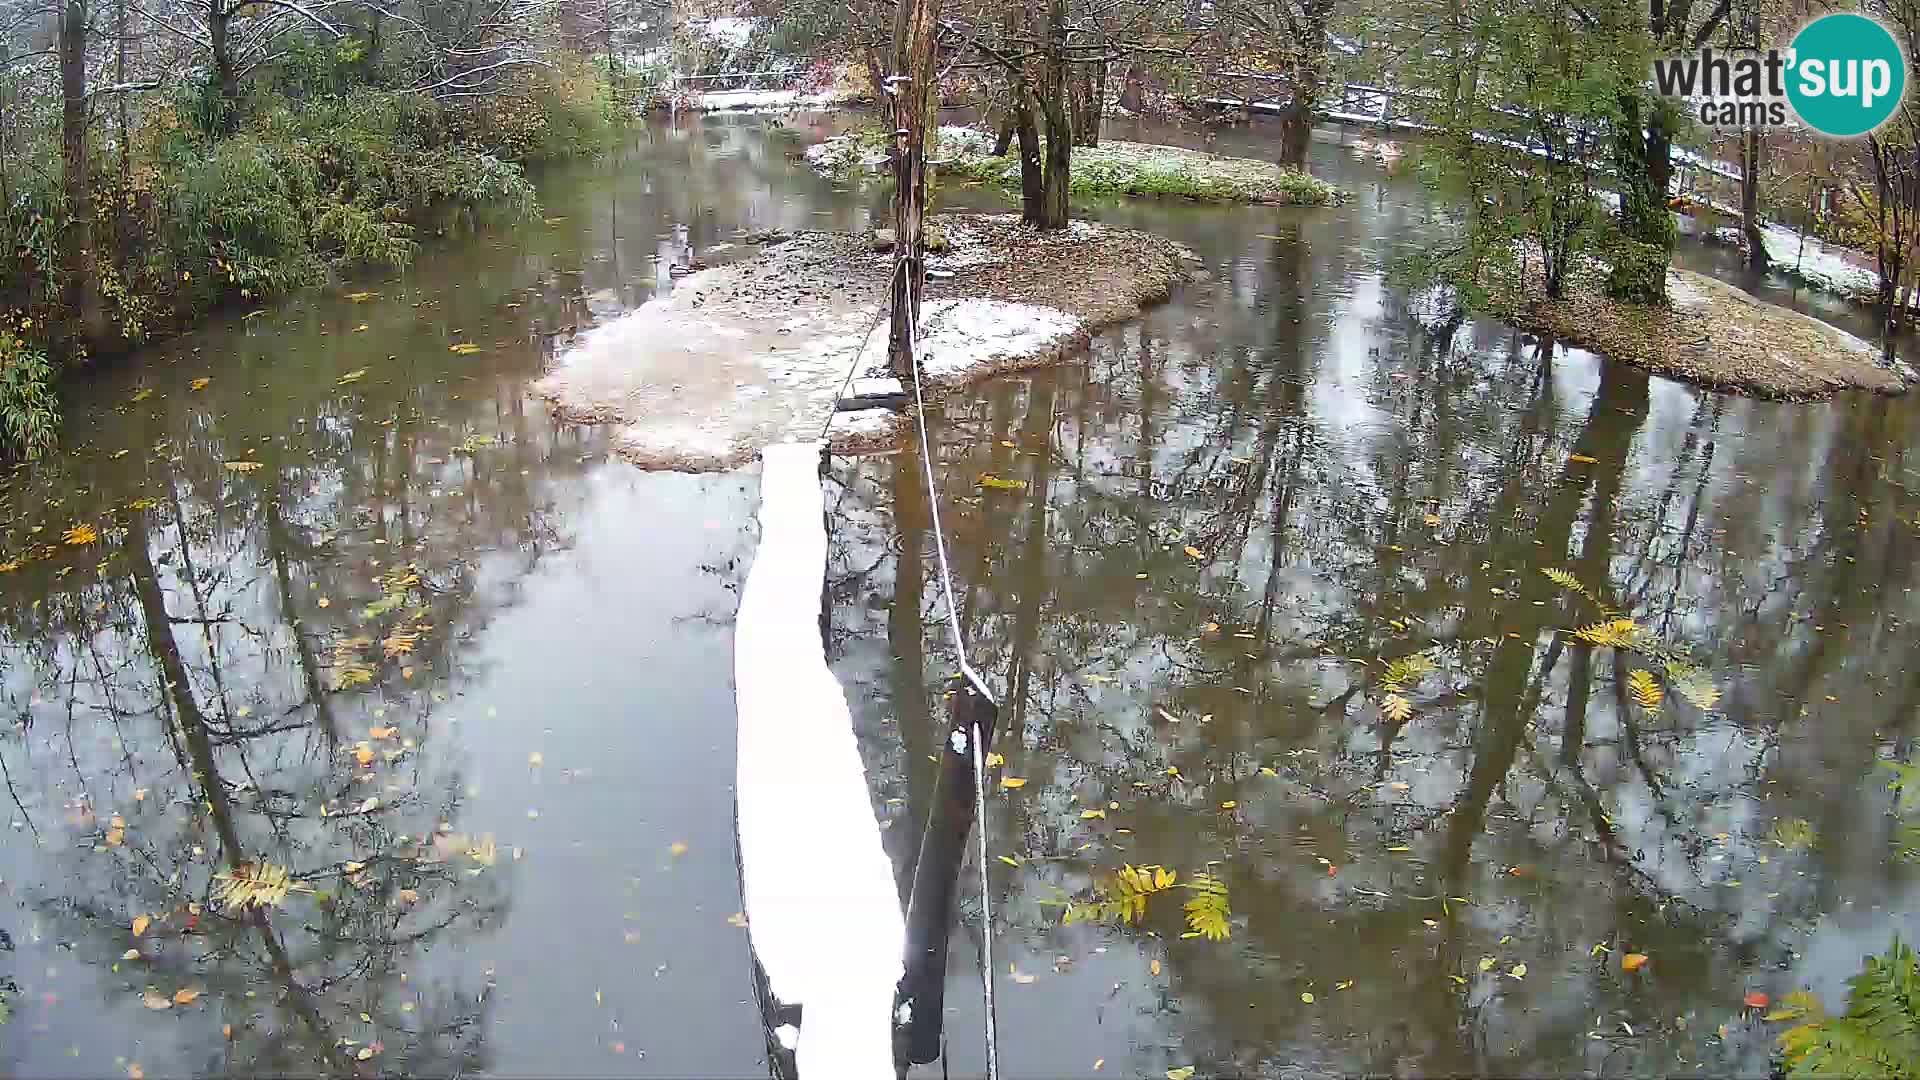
left=1569, top=453, right=1597, bottom=464
left=1301, top=991, right=1315, bottom=1003
left=189, top=377, right=211, bottom=391
left=1183, top=546, right=1205, bottom=560
left=122, top=948, right=140, bottom=960
left=132, top=915, right=151, bottom=937
left=1168, top=1067, right=1196, bottom=1080
left=1151, top=958, right=1162, bottom=976
left=173, top=988, right=200, bottom=1005
left=1000, top=777, right=1028, bottom=789
left=669, top=841, right=689, bottom=857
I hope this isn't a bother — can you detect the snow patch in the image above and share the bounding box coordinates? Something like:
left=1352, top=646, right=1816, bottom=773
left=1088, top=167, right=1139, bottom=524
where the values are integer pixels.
left=697, top=88, right=846, bottom=113
left=1757, top=224, right=1909, bottom=308
left=735, top=443, right=904, bottom=1078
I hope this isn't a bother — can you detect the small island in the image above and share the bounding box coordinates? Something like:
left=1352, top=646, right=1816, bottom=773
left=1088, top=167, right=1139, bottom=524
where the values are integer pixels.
left=807, top=126, right=1344, bottom=206
left=535, top=214, right=1198, bottom=470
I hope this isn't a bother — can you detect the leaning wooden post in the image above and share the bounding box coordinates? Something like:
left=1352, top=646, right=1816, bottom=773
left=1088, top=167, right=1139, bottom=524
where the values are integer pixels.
left=894, top=669, right=998, bottom=1065
left=887, top=0, right=939, bottom=379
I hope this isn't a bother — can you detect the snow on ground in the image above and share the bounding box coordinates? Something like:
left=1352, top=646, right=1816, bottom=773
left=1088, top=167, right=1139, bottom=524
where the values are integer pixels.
left=696, top=88, right=849, bottom=113
left=537, top=286, right=1082, bottom=470
left=735, top=441, right=904, bottom=1076
left=1756, top=224, right=1911, bottom=308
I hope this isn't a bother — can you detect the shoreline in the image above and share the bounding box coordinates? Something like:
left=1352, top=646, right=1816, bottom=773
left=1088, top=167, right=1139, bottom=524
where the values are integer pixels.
left=1501, top=266, right=1912, bottom=401
left=534, top=214, right=1197, bottom=471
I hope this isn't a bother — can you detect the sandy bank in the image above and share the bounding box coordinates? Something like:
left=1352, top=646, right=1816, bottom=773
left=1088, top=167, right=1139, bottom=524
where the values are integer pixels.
left=1507, top=267, right=1912, bottom=400
left=533, top=214, right=1193, bottom=470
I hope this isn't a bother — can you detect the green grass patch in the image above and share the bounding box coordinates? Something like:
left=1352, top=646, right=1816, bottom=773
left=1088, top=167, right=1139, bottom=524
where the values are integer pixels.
left=942, top=138, right=1342, bottom=206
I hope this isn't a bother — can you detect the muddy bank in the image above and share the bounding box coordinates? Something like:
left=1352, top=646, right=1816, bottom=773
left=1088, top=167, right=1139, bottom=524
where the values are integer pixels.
left=534, top=214, right=1194, bottom=470
left=1503, top=267, right=1912, bottom=400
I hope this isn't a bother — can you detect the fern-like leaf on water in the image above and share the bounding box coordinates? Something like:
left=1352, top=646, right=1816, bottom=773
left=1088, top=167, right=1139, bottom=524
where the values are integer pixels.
left=1182, top=873, right=1231, bottom=941
left=1381, top=693, right=1413, bottom=722
left=1380, top=653, right=1435, bottom=692
left=1666, top=662, right=1722, bottom=711
left=1059, top=864, right=1230, bottom=941
left=1573, top=618, right=1647, bottom=650
left=1627, top=669, right=1663, bottom=713
left=1541, top=567, right=1583, bottom=592
left=1780, top=940, right=1920, bottom=1078
left=212, top=862, right=298, bottom=911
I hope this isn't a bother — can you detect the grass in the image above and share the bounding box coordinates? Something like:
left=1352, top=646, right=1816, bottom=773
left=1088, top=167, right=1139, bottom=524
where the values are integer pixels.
left=807, top=127, right=1341, bottom=206
left=945, top=138, right=1342, bottom=206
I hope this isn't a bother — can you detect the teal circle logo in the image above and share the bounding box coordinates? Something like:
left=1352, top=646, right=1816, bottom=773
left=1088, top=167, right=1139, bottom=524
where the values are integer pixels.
left=1786, top=13, right=1906, bottom=137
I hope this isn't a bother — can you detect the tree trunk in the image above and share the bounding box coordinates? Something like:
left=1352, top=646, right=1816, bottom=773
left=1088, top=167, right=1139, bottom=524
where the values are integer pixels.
left=1036, top=91, right=1071, bottom=229
left=1070, top=60, right=1103, bottom=147
left=1032, top=0, right=1072, bottom=230
left=1742, top=125, right=1767, bottom=270
left=1609, top=92, right=1672, bottom=304
left=60, top=0, right=104, bottom=354
left=210, top=0, right=238, bottom=130
left=1278, top=0, right=1331, bottom=168
left=992, top=110, right=1014, bottom=156
left=886, top=0, right=939, bottom=376
left=1013, top=86, right=1044, bottom=223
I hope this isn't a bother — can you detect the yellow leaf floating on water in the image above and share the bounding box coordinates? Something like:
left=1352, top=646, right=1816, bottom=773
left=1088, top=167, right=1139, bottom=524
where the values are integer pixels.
left=132, top=915, right=151, bottom=937
left=1509, top=963, right=1527, bottom=979
left=1000, top=777, right=1028, bottom=790
left=173, top=988, right=200, bottom=1005
left=727, top=911, right=749, bottom=928
left=223, top=460, right=264, bottom=473
left=345, top=291, right=377, bottom=302
left=1573, top=618, right=1644, bottom=649
left=1168, top=1068, right=1196, bottom=1080
left=1628, top=669, right=1664, bottom=712
left=212, top=863, right=295, bottom=911
left=337, top=368, right=369, bottom=385
left=1301, top=991, right=1315, bottom=1003
left=63, top=524, right=99, bottom=546
left=1183, top=546, right=1205, bottom=560
left=1568, top=453, right=1597, bottom=464
left=122, top=949, right=140, bottom=960
left=1478, top=956, right=1496, bottom=972
left=976, top=474, right=1026, bottom=491
left=1151, top=959, right=1162, bottom=976
left=105, top=813, right=126, bottom=847
left=1622, top=952, right=1650, bottom=972
left=189, top=377, right=211, bottom=391
left=353, top=324, right=369, bottom=333
left=986, top=752, right=1005, bottom=767
left=669, top=841, right=689, bottom=857
left=448, top=342, right=483, bottom=355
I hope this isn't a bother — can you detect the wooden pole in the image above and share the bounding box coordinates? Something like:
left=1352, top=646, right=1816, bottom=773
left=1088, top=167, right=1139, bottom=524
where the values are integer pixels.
left=894, top=670, right=998, bottom=1066
left=887, top=0, right=938, bottom=379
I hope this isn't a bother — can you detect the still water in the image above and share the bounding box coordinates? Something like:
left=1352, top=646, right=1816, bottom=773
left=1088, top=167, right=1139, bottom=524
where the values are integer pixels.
left=0, top=113, right=1916, bottom=1077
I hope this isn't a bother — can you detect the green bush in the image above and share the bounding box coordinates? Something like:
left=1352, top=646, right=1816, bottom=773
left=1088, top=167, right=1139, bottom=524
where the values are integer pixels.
left=0, top=328, right=58, bottom=461
left=167, top=135, right=326, bottom=300
left=1606, top=235, right=1671, bottom=306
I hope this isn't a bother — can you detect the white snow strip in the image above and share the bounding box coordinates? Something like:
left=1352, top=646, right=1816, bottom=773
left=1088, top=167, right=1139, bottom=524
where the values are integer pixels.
left=697, top=88, right=847, bottom=112
left=1756, top=224, right=1913, bottom=308
left=734, top=441, right=904, bottom=1079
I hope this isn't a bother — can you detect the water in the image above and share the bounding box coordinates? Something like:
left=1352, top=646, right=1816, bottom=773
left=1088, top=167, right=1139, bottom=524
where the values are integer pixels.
left=2, top=113, right=1917, bottom=1077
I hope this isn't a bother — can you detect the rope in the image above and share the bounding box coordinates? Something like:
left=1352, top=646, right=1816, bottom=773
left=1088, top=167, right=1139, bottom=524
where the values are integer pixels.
left=899, top=256, right=1001, bottom=1080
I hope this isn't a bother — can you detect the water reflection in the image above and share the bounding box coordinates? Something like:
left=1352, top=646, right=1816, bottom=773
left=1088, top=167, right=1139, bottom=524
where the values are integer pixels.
left=1, top=112, right=1918, bottom=1078
left=833, top=160, right=1920, bottom=1076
